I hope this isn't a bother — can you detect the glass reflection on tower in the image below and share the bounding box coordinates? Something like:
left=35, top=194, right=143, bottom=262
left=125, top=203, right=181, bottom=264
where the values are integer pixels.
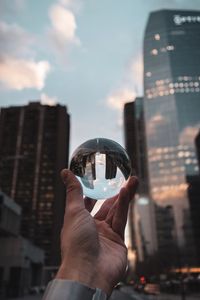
left=143, top=9, right=200, bottom=257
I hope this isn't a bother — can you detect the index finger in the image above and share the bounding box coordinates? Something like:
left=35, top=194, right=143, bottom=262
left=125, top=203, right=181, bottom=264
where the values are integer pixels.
left=111, top=176, right=138, bottom=239
left=61, top=169, right=85, bottom=211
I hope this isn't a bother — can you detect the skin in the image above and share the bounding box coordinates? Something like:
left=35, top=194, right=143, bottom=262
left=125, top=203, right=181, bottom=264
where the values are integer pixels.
left=56, top=169, right=138, bottom=295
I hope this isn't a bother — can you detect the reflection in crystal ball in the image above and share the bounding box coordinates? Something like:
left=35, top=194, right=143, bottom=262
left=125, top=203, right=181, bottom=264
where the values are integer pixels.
left=70, top=138, right=132, bottom=200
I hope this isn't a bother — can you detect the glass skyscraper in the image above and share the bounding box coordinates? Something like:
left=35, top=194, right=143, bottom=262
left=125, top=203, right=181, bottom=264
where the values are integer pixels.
left=143, top=9, right=200, bottom=255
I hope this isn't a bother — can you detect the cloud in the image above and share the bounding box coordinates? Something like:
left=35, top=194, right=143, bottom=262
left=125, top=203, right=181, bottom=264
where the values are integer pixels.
left=107, top=88, right=136, bottom=111
left=106, top=54, right=143, bottom=112
left=105, top=55, right=143, bottom=118
left=129, top=54, right=143, bottom=95
left=0, top=21, right=34, bottom=57
left=48, top=3, right=80, bottom=56
left=0, top=21, right=51, bottom=91
left=58, top=0, right=82, bottom=13
left=0, top=56, right=50, bottom=90
left=59, top=0, right=73, bottom=7
left=40, top=93, right=58, bottom=106
left=104, top=54, right=143, bottom=132
left=0, top=0, right=25, bottom=17
left=14, top=0, right=25, bottom=10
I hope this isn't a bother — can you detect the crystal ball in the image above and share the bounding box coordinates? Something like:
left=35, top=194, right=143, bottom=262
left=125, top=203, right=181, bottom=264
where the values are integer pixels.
left=70, top=138, right=132, bottom=200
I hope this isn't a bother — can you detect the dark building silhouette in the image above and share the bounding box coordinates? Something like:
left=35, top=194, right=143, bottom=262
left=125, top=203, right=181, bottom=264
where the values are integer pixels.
left=123, top=98, right=149, bottom=195
left=0, top=102, right=70, bottom=265
left=187, top=175, right=200, bottom=265
left=124, top=98, right=157, bottom=259
left=195, top=130, right=200, bottom=170
left=143, top=10, right=200, bottom=262
left=0, top=192, right=44, bottom=298
left=155, top=204, right=176, bottom=270
left=186, top=130, right=200, bottom=265
left=124, top=101, right=136, bottom=173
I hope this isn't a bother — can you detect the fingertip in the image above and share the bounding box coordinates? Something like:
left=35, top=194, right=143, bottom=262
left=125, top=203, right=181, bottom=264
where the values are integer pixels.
left=61, top=169, right=82, bottom=192
left=127, top=176, right=139, bottom=190
left=60, top=168, right=68, bottom=181
left=126, top=176, right=139, bottom=199
left=128, top=175, right=139, bottom=185
left=61, top=169, right=84, bottom=209
left=60, top=169, right=77, bottom=183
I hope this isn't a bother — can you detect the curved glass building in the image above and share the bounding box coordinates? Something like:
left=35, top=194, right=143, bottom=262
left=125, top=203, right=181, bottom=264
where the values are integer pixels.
left=143, top=9, right=200, bottom=261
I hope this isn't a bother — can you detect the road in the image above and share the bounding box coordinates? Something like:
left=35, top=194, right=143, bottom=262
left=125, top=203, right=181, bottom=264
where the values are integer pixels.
left=117, top=285, right=200, bottom=300
left=8, top=286, right=200, bottom=300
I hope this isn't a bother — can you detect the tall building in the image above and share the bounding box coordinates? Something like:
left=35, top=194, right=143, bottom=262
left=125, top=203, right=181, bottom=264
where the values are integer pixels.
left=143, top=9, right=200, bottom=261
left=0, top=192, right=44, bottom=298
left=124, top=98, right=149, bottom=195
left=0, top=102, right=70, bottom=265
left=186, top=130, right=200, bottom=265
left=124, top=98, right=157, bottom=259
left=155, top=204, right=176, bottom=270
left=195, top=130, right=200, bottom=170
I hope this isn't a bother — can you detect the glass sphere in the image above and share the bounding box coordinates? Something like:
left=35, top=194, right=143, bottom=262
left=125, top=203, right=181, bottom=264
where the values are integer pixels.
left=70, top=138, right=132, bottom=200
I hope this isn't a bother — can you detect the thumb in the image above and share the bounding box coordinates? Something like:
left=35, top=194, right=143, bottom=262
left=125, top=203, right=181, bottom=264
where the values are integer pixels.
left=61, top=169, right=84, bottom=210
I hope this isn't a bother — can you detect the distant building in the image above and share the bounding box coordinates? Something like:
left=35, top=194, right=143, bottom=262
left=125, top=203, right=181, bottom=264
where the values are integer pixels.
left=0, top=102, right=70, bottom=265
left=124, top=98, right=149, bottom=194
left=0, top=191, right=21, bottom=236
left=182, top=206, right=198, bottom=266
left=195, top=130, right=200, bottom=170
left=124, top=102, right=137, bottom=175
left=123, top=98, right=157, bottom=259
left=155, top=204, right=176, bottom=270
left=186, top=130, right=200, bottom=265
left=0, top=192, right=44, bottom=298
left=143, top=9, right=200, bottom=263
left=135, top=196, right=157, bottom=260
left=186, top=175, right=200, bottom=265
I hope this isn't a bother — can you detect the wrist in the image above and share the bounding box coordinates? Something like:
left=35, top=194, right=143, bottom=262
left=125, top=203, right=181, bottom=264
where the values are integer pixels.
left=56, top=265, right=95, bottom=287
left=56, top=264, right=112, bottom=295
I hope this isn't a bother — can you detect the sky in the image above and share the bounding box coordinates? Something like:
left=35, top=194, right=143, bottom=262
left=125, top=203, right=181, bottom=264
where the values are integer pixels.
left=1, top=0, right=200, bottom=156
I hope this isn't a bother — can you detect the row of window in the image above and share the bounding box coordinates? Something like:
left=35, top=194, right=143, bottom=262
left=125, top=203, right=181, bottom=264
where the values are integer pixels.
left=148, top=145, right=193, bottom=155
left=145, top=74, right=200, bottom=83
left=151, top=45, right=175, bottom=56
left=153, top=31, right=186, bottom=41
left=146, top=86, right=200, bottom=99
left=150, top=154, right=197, bottom=164
left=152, top=183, right=187, bottom=193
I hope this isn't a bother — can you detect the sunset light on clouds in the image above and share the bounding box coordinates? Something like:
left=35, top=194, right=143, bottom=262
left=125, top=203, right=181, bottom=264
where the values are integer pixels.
left=1, top=0, right=200, bottom=151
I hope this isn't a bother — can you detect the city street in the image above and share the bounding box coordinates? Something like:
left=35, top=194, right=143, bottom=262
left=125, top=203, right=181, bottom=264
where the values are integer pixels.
left=118, top=286, right=200, bottom=300
left=8, top=287, right=200, bottom=300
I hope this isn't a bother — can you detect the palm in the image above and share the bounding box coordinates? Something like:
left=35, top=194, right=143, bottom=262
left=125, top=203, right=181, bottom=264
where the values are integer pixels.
left=58, top=169, right=138, bottom=295
left=96, top=219, right=127, bottom=285
left=78, top=195, right=129, bottom=289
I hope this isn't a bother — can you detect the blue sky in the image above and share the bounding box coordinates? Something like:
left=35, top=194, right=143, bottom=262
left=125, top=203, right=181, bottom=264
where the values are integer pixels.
left=1, top=0, right=200, bottom=155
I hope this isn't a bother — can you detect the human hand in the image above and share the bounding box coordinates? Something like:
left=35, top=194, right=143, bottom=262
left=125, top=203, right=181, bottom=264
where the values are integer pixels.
left=56, top=169, right=138, bottom=295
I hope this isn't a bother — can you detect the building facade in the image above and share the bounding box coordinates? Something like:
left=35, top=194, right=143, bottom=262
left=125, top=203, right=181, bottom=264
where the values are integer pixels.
left=0, top=102, right=70, bottom=265
left=124, top=98, right=149, bottom=195
left=143, top=9, right=200, bottom=263
left=186, top=130, right=200, bottom=265
left=124, top=99, right=157, bottom=260
left=0, top=192, right=44, bottom=298
left=155, top=204, right=176, bottom=270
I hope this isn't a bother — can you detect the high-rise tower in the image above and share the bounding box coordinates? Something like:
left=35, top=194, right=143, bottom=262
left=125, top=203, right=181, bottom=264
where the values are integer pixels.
left=0, top=102, right=70, bottom=265
left=124, top=98, right=157, bottom=261
left=143, top=10, right=200, bottom=258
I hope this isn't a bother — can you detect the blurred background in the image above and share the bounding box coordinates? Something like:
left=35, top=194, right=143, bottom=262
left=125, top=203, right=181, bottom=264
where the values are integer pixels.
left=0, top=0, right=200, bottom=299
